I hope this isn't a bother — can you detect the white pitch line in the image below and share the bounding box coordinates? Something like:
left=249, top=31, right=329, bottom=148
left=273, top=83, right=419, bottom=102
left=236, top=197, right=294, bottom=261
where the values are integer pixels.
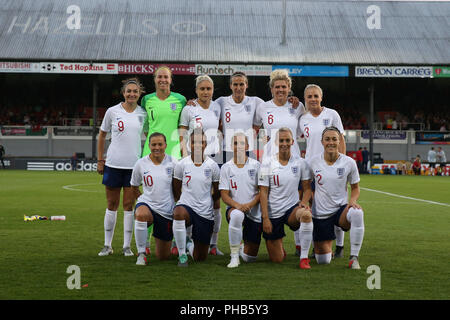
left=360, top=187, right=450, bottom=207
left=62, top=183, right=102, bottom=193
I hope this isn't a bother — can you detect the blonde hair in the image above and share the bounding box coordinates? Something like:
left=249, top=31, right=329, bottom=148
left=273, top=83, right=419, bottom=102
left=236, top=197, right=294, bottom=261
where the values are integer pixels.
left=304, top=84, right=323, bottom=98
left=153, top=66, right=172, bottom=79
left=195, top=74, right=214, bottom=88
left=269, top=69, right=292, bottom=88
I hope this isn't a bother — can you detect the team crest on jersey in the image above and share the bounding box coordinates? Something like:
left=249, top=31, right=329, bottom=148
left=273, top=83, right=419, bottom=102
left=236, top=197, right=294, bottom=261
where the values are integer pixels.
left=291, top=166, right=298, bottom=175
left=323, top=119, right=330, bottom=126
left=166, top=167, right=173, bottom=176
left=248, top=169, right=256, bottom=178
left=244, top=104, right=251, bottom=113
left=337, top=168, right=345, bottom=176
left=288, top=107, right=296, bottom=115
left=204, top=168, right=212, bottom=178
left=170, top=103, right=177, bottom=111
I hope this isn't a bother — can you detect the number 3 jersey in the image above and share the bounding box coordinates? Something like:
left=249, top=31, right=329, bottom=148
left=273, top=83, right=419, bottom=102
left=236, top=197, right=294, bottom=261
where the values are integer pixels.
left=297, top=107, right=344, bottom=161
left=258, top=154, right=311, bottom=219
left=174, top=156, right=220, bottom=220
left=130, top=154, right=178, bottom=220
left=100, top=103, right=148, bottom=169
left=219, top=158, right=261, bottom=223
left=306, top=153, right=360, bottom=219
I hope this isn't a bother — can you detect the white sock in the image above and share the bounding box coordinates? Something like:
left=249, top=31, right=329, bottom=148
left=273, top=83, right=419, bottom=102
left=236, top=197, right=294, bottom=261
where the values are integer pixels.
left=299, top=222, right=313, bottom=259
left=335, top=225, right=345, bottom=247
left=315, top=252, right=332, bottom=264
left=104, top=209, right=117, bottom=247
left=240, top=251, right=257, bottom=263
left=186, top=240, right=194, bottom=258
left=134, top=220, right=148, bottom=254
left=186, top=225, right=193, bottom=239
left=228, top=209, right=244, bottom=247
left=210, top=208, right=221, bottom=246
left=172, top=220, right=186, bottom=256
left=294, top=228, right=302, bottom=247
left=346, top=208, right=365, bottom=257
left=123, top=210, right=134, bottom=249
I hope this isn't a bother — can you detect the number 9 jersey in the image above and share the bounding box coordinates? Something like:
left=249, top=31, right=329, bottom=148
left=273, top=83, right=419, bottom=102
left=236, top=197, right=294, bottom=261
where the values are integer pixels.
left=100, top=103, right=148, bottom=169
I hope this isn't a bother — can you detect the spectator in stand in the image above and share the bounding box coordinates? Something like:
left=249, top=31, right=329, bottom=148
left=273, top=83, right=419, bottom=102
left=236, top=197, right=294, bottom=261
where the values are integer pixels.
left=356, top=147, right=363, bottom=173
left=0, top=142, right=5, bottom=169
left=362, top=147, right=369, bottom=174
left=412, top=155, right=421, bottom=175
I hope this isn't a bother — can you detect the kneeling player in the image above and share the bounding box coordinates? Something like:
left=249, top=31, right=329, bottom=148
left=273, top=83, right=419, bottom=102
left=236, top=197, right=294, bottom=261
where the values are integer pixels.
left=131, top=133, right=178, bottom=265
left=258, top=128, right=314, bottom=269
left=220, top=133, right=261, bottom=268
left=307, top=126, right=365, bottom=269
left=172, top=128, right=221, bottom=267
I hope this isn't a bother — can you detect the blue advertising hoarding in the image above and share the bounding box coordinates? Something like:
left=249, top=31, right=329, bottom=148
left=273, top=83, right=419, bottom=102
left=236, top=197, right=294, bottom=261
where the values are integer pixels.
left=272, top=65, right=349, bottom=77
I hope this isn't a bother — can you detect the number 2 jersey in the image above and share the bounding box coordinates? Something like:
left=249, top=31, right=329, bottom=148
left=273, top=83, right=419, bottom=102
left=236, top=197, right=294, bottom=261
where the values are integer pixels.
left=130, top=154, right=178, bottom=220
left=306, top=153, right=360, bottom=219
left=258, top=154, right=311, bottom=219
left=174, top=156, right=220, bottom=220
left=219, top=158, right=261, bottom=223
left=100, top=103, right=148, bottom=169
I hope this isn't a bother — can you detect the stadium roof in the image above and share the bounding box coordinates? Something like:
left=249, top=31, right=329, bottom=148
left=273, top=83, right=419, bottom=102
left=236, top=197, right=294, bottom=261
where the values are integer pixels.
left=1, top=0, right=449, bottom=65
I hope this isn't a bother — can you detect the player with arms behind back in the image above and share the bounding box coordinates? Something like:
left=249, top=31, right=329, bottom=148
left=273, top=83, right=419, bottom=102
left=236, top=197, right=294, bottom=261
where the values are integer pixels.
left=220, top=132, right=261, bottom=268
left=306, top=126, right=365, bottom=269
left=130, top=132, right=178, bottom=265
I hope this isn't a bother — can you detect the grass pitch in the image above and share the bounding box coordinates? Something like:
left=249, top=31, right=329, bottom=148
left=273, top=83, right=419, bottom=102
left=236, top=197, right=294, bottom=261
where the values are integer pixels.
left=0, top=171, right=449, bottom=300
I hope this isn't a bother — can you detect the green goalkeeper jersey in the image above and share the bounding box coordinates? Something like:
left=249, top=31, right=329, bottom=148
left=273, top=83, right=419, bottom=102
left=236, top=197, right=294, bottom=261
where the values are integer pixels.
left=141, top=92, right=186, bottom=159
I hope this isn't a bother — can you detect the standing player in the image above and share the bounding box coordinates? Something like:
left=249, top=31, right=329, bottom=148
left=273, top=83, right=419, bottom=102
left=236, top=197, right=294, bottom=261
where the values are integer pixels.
left=215, top=71, right=264, bottom=163
left=297, top=84, right=347, bottom=258
left=258, top=128, right=313, bottom=269
left=307, top=126, right=365, bottom=269
left=172, top=128, right=221, bottom=267
left=178, top=75, right=223, bottom=255
left=130, top=132, right=178, bottom=265
left=220, top=133, right=261, bottom=268
left=140, top=66, right=186, bottom=255
left=97, top=78, right=147, bottom=257
left=254, top=69, right=306, bottom=160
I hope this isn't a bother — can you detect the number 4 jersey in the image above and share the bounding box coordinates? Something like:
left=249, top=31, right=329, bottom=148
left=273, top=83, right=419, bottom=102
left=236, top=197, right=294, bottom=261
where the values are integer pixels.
left=219, top=158, right=261, bottom=223
left=130, top=154, right=178, bottom=220
left=100, top=103, right=148, bottom=169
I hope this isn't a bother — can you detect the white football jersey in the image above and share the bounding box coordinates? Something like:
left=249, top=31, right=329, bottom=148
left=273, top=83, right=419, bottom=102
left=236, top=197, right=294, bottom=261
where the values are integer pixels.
left=100, top=103, right=147, bottom=169
left=179, top=101, right=221, bottom=156
left=255, top=100, right=306, bottom=159
left=258, top=154, right=311, bottom=219
left=298, top=107, right=344, bottom=161
left=174, top=156, right=220, bottom=220
left=219, top=158, right=261, bottom=223
left=130, top=154, right=178, bottom=220
left=216, top=95, right=264, bottom=152
left=307, top=153, right=360, bottom=219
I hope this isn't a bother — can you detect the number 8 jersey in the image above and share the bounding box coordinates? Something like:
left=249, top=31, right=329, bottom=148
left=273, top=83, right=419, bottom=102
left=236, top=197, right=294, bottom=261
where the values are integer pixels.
left=100, top=103, right=148, bottom=169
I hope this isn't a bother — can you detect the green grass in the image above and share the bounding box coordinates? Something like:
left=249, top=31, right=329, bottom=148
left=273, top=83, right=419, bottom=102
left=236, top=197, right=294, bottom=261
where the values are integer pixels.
left=0, top=171, right=449, bottom=300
